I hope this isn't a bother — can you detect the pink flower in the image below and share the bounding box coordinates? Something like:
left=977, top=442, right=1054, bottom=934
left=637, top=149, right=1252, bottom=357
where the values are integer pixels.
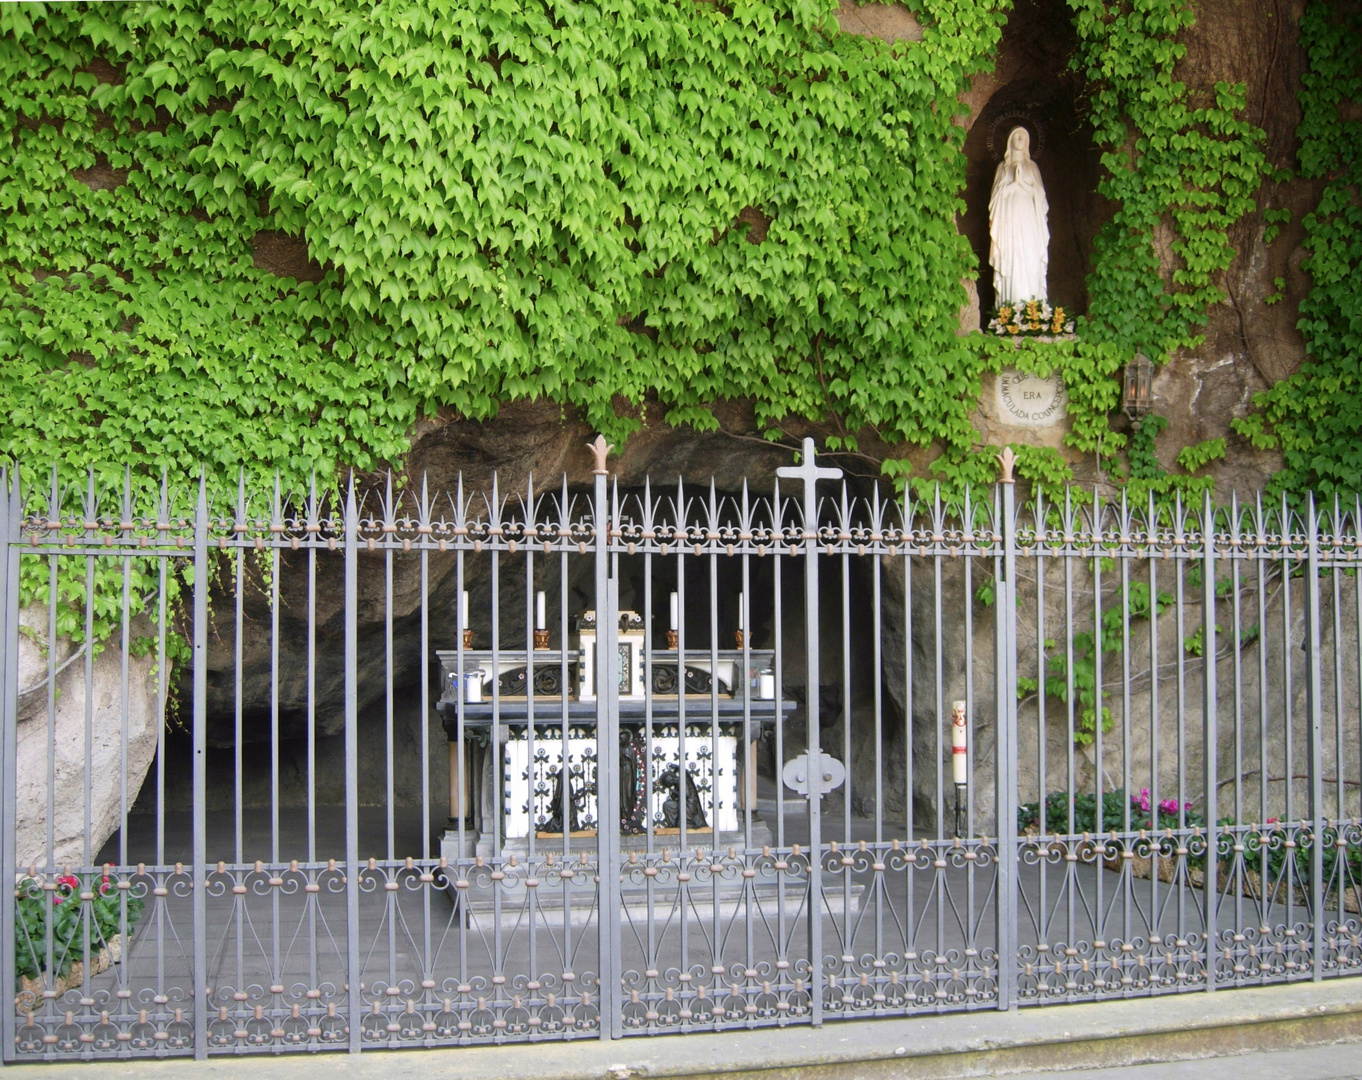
left=99, top=876, right=111, bottom=895
left=1135, top=789, right=1152, bottom=813
left=1158, top=798, right=1180, bottom=816
left=53, top=874, right=79, bottom=906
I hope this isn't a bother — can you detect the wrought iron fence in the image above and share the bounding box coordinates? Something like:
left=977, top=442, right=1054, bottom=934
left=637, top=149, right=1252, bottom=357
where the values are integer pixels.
left=2, top=441, right=1359, bottom=1062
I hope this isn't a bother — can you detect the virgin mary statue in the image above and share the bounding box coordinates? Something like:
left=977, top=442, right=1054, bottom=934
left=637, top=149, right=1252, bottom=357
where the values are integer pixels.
left=988, top=126, right=1049, bottom=305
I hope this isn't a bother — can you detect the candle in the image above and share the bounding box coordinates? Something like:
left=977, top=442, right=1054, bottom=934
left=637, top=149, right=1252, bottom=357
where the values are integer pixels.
left=737, top=592, right=745, bottom=631
left=536, top=590, right=546, bottom=631
left=460, top=590, right=469, bottom=626
left=669, top=592, right=678, bottom=631
left=951, top=700, right=967, bottom=785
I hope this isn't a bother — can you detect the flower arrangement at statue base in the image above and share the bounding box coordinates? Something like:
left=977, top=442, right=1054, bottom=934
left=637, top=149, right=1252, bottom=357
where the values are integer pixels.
left=14, top=870, right=143, bottom=1010
left=988, top=299, right=1075, bottom=337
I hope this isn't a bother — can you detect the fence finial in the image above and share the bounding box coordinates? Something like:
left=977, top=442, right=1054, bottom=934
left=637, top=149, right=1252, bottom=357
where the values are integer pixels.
left=588, top=434, right=614, bottom=475
left=997, top=445, right=1016, bottom=485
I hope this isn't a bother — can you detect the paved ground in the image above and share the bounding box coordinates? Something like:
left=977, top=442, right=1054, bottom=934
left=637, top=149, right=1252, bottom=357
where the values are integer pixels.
left=1020, top=1041, right=1361, bottom=1080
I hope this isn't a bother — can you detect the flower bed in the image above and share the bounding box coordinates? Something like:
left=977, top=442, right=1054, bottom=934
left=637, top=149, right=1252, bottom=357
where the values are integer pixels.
left=13, top=870, right=143, bottom=1005
left=1019, top=789, right=1362, bottom=912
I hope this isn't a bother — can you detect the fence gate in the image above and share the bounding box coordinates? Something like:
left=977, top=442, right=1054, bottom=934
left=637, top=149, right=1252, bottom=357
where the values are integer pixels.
left=5, top=445, right=1361, bottom=1062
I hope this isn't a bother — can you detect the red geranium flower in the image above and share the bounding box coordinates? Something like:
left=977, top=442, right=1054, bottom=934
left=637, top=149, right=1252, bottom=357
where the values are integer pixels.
left=53, top=874, right=80, bottom=906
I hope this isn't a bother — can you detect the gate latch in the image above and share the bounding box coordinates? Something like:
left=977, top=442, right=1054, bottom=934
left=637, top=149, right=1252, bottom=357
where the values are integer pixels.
left=782, top=752, right=846, bottom=797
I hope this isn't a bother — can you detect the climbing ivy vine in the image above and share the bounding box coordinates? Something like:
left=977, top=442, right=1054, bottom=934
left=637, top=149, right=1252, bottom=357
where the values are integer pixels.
left=1068, top=0, right=1267, bottom=359
left=0, top=0, right=1011, bottom=509
left=1231, top=1, right=1362, bottom=499
left=0, top=0, right=1323, bottom=525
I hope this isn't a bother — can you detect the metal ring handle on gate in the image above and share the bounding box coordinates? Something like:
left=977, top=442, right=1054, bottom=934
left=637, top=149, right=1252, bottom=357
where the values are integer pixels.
left=782, top=752, right=846, bottom=797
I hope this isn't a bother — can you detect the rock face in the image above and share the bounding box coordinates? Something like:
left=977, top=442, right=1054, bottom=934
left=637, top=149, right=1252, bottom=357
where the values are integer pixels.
left=879, top=555, right=998, bottom=832
left=15, top=607, right=164, bottom=870
left=834, top=1, right=923, bottom=44
left=880, top=550, right=1360, bottom=835
left=196, top=400, right=817, bottom=753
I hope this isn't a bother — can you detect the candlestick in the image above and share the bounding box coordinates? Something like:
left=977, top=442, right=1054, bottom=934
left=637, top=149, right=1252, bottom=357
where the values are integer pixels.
left=669, top=591, right=678, bottom=631
left=950, top=699, right=967, bottom=785
left=536, top=590, right=546, bottom=631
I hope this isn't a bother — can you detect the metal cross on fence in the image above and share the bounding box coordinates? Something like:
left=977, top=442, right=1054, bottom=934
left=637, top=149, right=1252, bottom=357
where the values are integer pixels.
left=776, top=437, right=843, bottom=528
left=776, top=437, right=842, bottom=1025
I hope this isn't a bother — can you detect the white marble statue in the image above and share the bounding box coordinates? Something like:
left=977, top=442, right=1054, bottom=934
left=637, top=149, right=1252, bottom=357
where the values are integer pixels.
left=988, top=126, right=1049, bottom=305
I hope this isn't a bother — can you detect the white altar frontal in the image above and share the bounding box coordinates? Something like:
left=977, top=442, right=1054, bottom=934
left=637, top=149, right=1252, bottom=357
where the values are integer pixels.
left=433, top=611, right=787, bottom=860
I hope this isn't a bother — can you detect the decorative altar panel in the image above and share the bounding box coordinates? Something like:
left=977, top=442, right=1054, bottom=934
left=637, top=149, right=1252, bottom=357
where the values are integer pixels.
left=503, top=723, right=742, bottom=839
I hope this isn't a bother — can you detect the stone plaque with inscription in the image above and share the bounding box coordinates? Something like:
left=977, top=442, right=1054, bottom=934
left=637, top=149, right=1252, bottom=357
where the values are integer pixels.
left=996, top=369, right=1067, bottom=427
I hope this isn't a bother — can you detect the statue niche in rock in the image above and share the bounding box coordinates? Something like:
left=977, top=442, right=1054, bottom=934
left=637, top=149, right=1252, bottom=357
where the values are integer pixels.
left=989, top=126, right=1049, bottom=305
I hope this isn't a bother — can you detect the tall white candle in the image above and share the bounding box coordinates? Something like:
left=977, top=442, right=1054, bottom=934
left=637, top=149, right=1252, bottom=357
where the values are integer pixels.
left=951, top=700, right=967, bottom=785
left=737, top=592, right=745, bottom=630
left=460, top=591, right=469, bottom=626
left=669, top=592, right=678, bottom=631
left=536, top=590, right=546, bottom=631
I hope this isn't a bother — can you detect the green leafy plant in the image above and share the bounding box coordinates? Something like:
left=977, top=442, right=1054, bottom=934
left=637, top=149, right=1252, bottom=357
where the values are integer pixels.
left=1175, top=438, right=1226, bottom=474
left=1042, top=574, right=1172, bottom=744
left=1021, top=793, right=1362, bottom=908
left=1018, top=787, right=1205, bottom=835
left=0, top=1, right=1033, bottom=639
left=0, top=1, right=1276, bottom=519
left=1235, top=822, right=1362, bottom=902
left=0, top=1, right=1015, bottom=499
left=14, top=871, right=145, bottom=982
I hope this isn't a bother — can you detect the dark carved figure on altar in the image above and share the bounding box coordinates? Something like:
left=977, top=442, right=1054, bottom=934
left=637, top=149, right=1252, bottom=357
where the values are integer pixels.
left=542, top=767, right=587, bottom=833
left=619, top=732, right=647, bottom=835
left=658, top=763, right=708, bottom=830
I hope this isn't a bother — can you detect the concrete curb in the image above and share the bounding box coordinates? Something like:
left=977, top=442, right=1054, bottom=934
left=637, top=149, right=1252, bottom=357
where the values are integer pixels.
left=5, top=980, right=1361, bottom=1080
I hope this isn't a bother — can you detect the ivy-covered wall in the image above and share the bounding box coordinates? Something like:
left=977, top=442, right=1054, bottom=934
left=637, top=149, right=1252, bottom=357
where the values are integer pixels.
left=0, top=0, right=1357, bottom=505
left=1, top=0, right=1014, bottom=500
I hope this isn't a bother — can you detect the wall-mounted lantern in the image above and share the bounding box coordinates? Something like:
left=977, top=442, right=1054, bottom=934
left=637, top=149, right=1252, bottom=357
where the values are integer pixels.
left=1122, top=352, right=1154, bottom=427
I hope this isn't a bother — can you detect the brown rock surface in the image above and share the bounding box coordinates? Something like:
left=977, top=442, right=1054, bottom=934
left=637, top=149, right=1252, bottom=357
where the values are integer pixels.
left=834, top=1, right=923, bottom=44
